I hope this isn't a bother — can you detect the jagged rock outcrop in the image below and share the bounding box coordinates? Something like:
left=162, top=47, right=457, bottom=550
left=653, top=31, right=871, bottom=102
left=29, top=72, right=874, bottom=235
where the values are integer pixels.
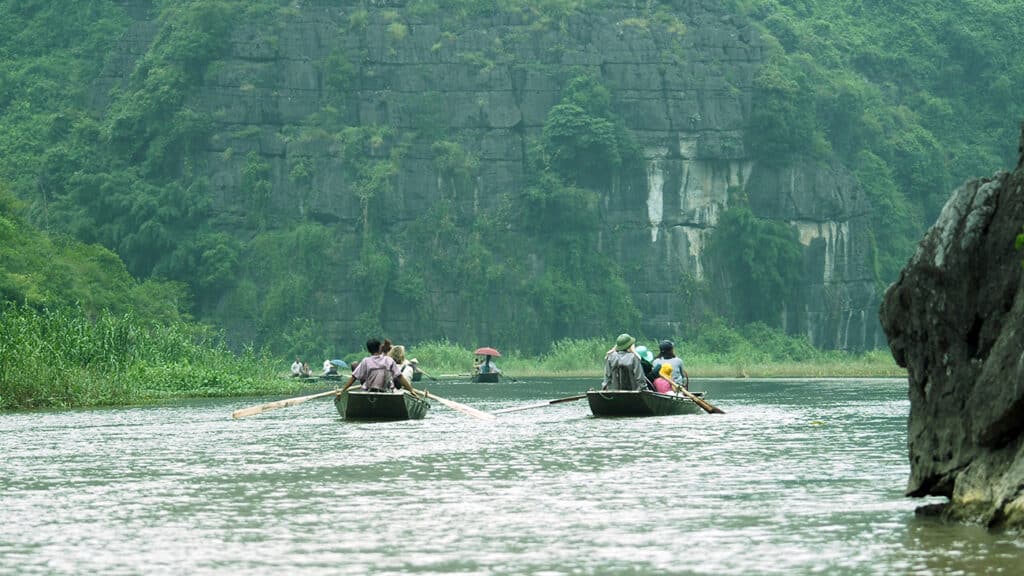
left=97, top=0, right=883, bottom=350
left=880, top=124, right=1024, bottom=529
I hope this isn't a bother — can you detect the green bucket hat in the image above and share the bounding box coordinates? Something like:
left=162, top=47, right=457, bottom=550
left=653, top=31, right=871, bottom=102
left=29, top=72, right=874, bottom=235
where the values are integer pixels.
left=615, top=333, right=636, bottom=351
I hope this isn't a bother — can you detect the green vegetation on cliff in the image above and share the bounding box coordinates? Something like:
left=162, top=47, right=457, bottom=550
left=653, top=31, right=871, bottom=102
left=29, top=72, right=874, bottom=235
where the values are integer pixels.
left=1, top=0, right=1022, bottom=359
left=0, top=187, right=286, bottom=410
left=736, top=0, right=1024, bottom=286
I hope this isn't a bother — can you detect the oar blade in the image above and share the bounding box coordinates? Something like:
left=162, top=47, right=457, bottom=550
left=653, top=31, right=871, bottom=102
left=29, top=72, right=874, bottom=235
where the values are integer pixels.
left=493, top=394, right=587, bottom=414
left=416, top=389, right=495, bottom=420
left=493, top=401, right=551, bottom=415
left=231, top=405, right=267, bottom=419
left=676, top=387, right=724, bottom=414
left=231, top=389, right=337, bottom=419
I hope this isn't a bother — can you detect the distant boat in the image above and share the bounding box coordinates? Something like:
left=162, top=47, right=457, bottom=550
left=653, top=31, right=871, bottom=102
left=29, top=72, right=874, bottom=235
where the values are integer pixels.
left=334, top=389, right=430, bottom=420
left=586, top=389, right=703, bottom=417
left=472, top=347, right=502, bottom=383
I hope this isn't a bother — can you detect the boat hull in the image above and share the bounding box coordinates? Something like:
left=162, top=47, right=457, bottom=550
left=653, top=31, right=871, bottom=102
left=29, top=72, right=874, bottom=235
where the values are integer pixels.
left=334, top=390, right=430, bottom=420
left=471, top=372, right=500, bottom=383
left=586, top=390, right=703, bottom=417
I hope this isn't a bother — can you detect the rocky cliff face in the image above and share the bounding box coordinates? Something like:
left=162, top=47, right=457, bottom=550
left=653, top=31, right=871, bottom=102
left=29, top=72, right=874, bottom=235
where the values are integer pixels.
left=880, top=125, right=1024, bottom=529
left=98, top=0, right=881, bottom=349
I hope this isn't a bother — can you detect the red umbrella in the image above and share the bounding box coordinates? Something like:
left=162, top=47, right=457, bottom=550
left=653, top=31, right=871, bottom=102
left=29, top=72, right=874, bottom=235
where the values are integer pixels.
left=473, top=347, right=501, bottom=357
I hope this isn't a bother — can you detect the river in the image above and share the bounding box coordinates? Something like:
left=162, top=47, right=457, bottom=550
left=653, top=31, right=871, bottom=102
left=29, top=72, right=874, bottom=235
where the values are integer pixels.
left=1, top=378, right=1022, bottom=574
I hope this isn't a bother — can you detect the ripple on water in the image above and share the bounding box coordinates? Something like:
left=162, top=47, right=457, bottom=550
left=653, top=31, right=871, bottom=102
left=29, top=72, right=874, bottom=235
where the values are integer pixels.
left=2, top=379, right=1023, bottom=575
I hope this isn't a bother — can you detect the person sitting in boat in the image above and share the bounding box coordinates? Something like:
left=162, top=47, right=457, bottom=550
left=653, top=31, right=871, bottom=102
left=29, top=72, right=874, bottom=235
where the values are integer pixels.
left=602, top=333, right=652, bottom=391
left=341, top=338, right=415, bottom=395
left=652, top=340, right=688, bottom=390
left=323, top=359, right=338, bottom=376
left=652, top=363, right=676, bottom=394
left=635, top=345, right=656, bottom=383
left=290, top=357, right=302, bottom=377
left=300, top=361, right=312, bottom=377
left=388, top=345, right=415, bottom=385
left=478, top=355, right=500, bottom=375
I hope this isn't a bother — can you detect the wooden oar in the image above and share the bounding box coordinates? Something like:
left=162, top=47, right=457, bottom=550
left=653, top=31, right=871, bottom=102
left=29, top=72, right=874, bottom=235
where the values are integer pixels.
left=412, top=388, right=495, bottom=420
left=414, top=368, right=439, bottom=381
left=673, top=384, right=724, bottom=414
left=493, top=394, right=586, bottom=414
left=231, top=389, right=337, bottom=419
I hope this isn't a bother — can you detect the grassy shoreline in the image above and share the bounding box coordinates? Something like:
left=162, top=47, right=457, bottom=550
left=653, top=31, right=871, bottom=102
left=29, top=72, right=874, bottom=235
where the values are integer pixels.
left=1, top=305, right=904, bottom=411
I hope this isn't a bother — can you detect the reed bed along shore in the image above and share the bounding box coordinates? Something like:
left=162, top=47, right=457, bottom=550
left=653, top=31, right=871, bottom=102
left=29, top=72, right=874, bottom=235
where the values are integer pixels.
left=1, top=305, right=903, bottom=411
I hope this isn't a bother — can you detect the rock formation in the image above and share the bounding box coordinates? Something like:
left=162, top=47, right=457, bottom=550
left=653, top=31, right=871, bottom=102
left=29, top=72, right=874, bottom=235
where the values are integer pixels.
left=97, top=0, right=882, bottom=350
left=880, top=123, right=1024, bottom=529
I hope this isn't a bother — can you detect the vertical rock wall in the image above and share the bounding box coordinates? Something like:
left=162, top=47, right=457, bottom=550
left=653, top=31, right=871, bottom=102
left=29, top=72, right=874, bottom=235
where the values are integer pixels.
left=98, top=0, right=882, bottom=349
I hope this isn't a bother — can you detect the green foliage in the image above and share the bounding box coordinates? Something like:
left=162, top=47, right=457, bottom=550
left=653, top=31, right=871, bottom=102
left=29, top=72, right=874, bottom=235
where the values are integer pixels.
left=521, top=172, right=599, bottom=239
left=242, top=150, right=273, bottom=228
left=4, top=0, right=1021, bottom=360
left=744, top=0, right=1023, bottom=282
left=1016, top=226, right=1024, bottom=268
left=747, top=56, right=825, bottom=160
left=853, top=150, right=922, bottom=287
left=0, top=185, right=186, bottom=321
left=432, top=139, right=478, bottom=194
left=106, top=1, right=235, bottom=166
left=386, top=22, right=409, bottom=41
left=0, top=303, right=283, bottom=410
left=540, top=75, right=636, bottom=189
left=384, top=330, right=897, bottom=378
left=704, top=205, right=803, bottom=326
left=324, top=48, right=356, bottom=96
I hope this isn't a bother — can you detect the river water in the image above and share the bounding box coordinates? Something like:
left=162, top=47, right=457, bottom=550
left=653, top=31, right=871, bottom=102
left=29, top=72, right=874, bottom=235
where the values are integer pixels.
left=1, top=378, right=1022, bottom=574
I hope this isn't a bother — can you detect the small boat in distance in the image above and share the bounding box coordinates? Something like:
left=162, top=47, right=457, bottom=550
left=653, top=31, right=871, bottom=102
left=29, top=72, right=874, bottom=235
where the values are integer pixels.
left=586, top=389, right=704, bottom=417
left=472, top=346, right=502, bottom=383
left=334, top=389, right=430, bottom=421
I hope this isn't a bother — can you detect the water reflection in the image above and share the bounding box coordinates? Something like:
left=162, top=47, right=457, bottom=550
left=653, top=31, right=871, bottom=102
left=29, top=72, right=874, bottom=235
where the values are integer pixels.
left=1, top=378, right=1021, bottom=574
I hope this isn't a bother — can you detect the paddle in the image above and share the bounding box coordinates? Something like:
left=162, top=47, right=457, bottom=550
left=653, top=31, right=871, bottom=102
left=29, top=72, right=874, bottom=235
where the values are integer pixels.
left=232, top=389, right=337, bottom=419
left=493, top=394, right=586, bottom=414
left=414, top=367, right=439, bottom=381
left=672, top=383, right=724, bottom=414
left=412, top=387, right=495, bottom=420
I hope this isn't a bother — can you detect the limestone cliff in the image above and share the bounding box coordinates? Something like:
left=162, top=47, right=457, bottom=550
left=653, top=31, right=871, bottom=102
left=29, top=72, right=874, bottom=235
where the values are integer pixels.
left=98, top=0, right=881, bottom=350
left=880, top=124, right=1024, bottom=529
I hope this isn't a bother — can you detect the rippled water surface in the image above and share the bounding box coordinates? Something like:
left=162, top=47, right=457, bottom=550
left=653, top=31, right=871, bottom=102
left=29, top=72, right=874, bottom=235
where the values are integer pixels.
left=2, top=378, right=1022, bottom=574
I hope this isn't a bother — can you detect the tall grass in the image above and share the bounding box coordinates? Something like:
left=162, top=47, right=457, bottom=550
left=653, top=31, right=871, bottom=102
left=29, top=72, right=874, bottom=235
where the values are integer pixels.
left=0, top=304, right=292, bottom=410
left=390, top=328, right=904, bottom=379
left=1, top=305, right=904, bottom=411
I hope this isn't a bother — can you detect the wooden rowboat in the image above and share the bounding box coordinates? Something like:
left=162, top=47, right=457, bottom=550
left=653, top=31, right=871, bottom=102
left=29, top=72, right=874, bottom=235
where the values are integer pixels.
left=586, top=389, right=704, bottom=417
left=471, top=372, right=500, bottom=383
left=334, top=389, right=430, bottom=421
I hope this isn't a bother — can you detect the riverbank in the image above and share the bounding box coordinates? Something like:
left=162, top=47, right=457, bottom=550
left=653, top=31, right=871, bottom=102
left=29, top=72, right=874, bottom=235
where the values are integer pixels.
left=1, top=358, right=905, bottom=412
left=411, top=341, right=904, bottom=380
left=1, top=305, right=902, bottom=410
